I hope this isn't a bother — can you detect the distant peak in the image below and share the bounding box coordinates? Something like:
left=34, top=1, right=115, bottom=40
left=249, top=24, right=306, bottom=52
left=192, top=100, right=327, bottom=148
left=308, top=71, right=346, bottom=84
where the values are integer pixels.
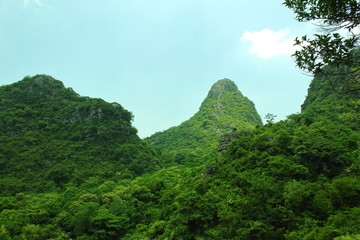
left=211, top=78, right=238, bottom=91
left=206, top=78, right=240, bottom=99
left=5, top=75, right=77, bottom=100
left=14, top=75, right=66, bottom=91
left=29, top=75, right=64, bottom=87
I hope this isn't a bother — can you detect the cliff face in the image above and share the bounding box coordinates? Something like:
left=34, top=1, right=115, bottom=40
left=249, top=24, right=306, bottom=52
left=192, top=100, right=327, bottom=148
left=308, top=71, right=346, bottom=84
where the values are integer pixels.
left=145, top=78, right=262, bottom=165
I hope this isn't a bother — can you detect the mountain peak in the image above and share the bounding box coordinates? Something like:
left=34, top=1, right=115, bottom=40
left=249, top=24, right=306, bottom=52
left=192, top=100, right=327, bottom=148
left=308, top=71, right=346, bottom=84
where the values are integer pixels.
left=199, top=78, right=248, bottom=116
left=212, top=78, right=238, bottom=89
left=2, top=75, right=79, bottom=104
left=14, top=75, right=66, bottom=91
left=207, top=78, right=240, bottom=99
left=146, top=78, right=262, bottom=164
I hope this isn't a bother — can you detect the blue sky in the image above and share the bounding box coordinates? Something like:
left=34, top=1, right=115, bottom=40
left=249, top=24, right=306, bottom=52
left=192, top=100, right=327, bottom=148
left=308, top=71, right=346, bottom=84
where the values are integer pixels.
left=0, top=0, right=315, bottom=138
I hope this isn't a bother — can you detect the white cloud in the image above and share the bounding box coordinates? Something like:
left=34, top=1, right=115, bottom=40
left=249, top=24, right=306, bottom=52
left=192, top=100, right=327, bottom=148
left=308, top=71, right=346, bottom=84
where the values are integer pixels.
left=240, top=29, right=300, bottom=59
left=24, top=0, right=42, bottom=7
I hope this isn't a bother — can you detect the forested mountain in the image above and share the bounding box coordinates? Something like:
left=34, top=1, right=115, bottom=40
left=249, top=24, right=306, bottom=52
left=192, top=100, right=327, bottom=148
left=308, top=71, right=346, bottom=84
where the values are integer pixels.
left=127, top=64, right=358, bottom=239
left=0, top=63, right=359, bottom=239
left=145, top=78, right=262, bottom=165
left=0, top=75, right=162, bottom=195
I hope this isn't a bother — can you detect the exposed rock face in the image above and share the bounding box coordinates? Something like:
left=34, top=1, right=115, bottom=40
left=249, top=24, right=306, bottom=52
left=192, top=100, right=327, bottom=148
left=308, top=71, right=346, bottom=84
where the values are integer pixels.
left=218, top=129, right=251, bottom=152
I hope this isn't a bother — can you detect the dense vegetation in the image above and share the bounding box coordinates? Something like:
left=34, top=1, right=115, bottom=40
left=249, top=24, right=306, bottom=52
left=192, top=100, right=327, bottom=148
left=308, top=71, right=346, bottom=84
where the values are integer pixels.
left=1, top=0, right=359, bottom=238
left=0, top=60, right=359, bottom=239
left=145, top=78, right=262, bottom=165
left=0, top=75, right=163, bottom=196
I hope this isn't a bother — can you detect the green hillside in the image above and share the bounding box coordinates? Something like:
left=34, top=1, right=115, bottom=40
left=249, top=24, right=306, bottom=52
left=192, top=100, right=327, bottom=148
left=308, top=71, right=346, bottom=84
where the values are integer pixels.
left=119, top=63, right=359, bottom=239
left=0, top=75, right=162, bottom=195
left=145, top=78, right=262, bottom=165
left=0, top=65, right=359, bottom=239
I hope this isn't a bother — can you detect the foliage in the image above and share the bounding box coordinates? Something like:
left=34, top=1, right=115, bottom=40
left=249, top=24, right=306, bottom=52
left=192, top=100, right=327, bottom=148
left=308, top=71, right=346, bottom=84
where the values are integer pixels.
left=145, top=78, right=262, bottom=166
left=1, top=64, right=359, bottom=239
left=0, top=75, right=163, bottom=195
left=284, top=0, right=360, bottom=78
left=265, top=113, right=277, bottom=124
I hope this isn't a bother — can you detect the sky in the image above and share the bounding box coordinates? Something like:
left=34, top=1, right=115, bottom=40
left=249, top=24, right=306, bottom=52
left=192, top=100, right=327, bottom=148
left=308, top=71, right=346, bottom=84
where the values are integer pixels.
left=0, top=0, right=315, bottom=138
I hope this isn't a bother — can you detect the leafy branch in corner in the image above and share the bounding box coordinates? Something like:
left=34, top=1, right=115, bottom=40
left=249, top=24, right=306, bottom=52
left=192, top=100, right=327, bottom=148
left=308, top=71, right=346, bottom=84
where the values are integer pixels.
left=284, top=0, right=360, bottom=92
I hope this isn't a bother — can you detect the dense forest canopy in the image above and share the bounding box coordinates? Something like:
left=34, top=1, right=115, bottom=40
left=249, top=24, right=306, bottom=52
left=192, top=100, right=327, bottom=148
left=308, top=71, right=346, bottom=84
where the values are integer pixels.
left=0, top=75, right=163, bottom=195
left=0, top=59, right=359, bottom=239
left=0, top=1, right=359, bottom=239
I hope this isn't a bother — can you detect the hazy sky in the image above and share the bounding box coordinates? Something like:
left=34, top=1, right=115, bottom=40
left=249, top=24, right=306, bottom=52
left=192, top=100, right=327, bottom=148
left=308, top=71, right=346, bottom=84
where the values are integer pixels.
left=0, top=0, right=315, bottom=138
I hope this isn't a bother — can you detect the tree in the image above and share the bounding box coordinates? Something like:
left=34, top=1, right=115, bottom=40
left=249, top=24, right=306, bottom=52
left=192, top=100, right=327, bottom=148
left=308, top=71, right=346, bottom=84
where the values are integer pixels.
left=284, top=0, right=359, bottom=78
left=265, top=113, right=277, bottom=124
left=0, top=225, right=12, bottom=240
